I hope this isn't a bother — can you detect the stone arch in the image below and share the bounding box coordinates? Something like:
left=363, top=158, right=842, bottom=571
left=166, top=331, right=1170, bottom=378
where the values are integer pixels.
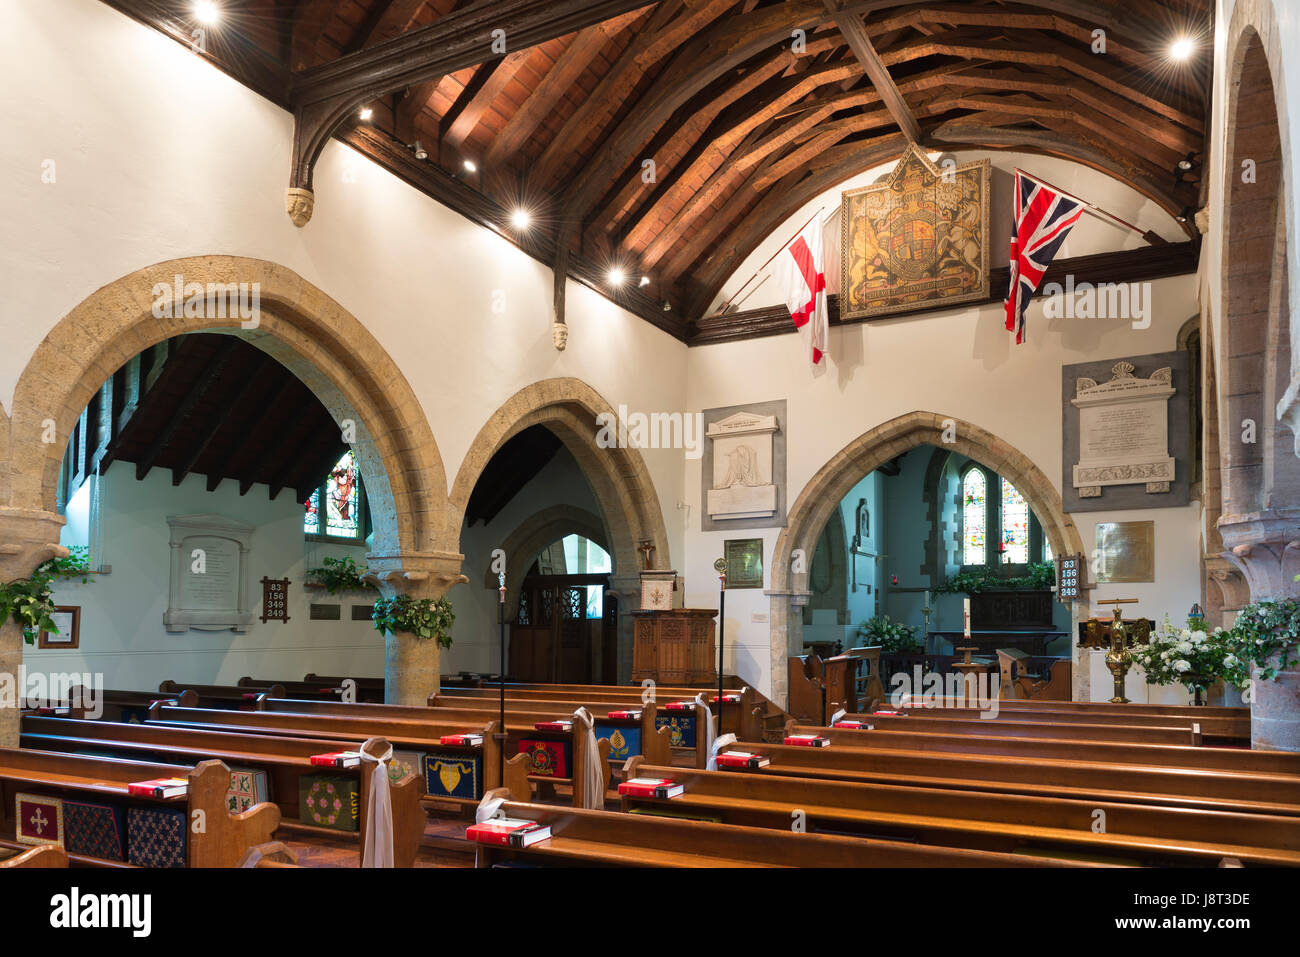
left=483, top=504, right=611, bottom=618
left=450, top=378, right=670, bottom=680
left=767, top=411, right=1083, bottom=705
left=1217, top=8, right=1300, bottom=601
left=6, top=256, right=453, bottom=560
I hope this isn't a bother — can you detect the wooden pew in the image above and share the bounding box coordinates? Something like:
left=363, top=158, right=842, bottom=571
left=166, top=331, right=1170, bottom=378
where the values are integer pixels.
left=705, top=737, right=1300, bottom=817
left=264, top=696, right=674, bottom=779
left=147, top=704, right=597, bottom=808
left=468, top=792, right=1112, bottom=868
left=845, top=712, right=1203, bottom=745
left=888, top=698, right=1249, bottom=742
left=0, top=748, right=278, bottom=867
left=0, top=841, right=69, bottom=867
left=36, top=688, right=199, bottom=723
left=240, top=676, right=384, bottom=703
left=159, top=680, right=287, bottom=710
left=620, top=759, right=1300, bottom=867
left=788, top=722, right=1300, bottom=775
left=20, top=716, right=428, bottom=866
left=788, top=654, right=829, bottom=724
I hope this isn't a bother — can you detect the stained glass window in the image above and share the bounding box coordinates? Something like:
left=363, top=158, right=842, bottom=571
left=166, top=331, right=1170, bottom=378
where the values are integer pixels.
left=304, top=450, right=365, bottom=540
left=962, top=468, right=986, bottom=565
left=1000, top=478, right=1030, bottom=564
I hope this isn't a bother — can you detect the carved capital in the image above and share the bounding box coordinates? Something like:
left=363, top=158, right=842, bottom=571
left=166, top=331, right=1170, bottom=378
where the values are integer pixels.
left=1217, top=510, right=1300, bottom=600
left=0, top=508, right=68, bottom=582
left=285, top=187, right=315, bottom=227
left=364, top=551, right=466, bottom=600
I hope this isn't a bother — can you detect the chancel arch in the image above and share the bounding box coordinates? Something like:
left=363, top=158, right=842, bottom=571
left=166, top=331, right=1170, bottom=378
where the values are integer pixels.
left=768, top=411, right=1083, bottom=707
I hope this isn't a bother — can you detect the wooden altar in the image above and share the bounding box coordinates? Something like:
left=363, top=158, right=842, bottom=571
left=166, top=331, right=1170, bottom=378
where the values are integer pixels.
left=631, top=609, right=717, bottom=684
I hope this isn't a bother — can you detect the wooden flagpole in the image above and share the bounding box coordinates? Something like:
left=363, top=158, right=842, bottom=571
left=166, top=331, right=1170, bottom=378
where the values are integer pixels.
left=1014, top=168, right=1164, bottom=246
left=714, top=206, right=827, bottom=315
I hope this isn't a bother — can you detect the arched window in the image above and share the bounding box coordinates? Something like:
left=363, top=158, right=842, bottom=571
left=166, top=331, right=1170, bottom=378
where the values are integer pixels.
left=962, top=468, right=987, bottom=565
left=960, top=463, right=1046, bottom=569
left=304, top=450, right=369, bottom=543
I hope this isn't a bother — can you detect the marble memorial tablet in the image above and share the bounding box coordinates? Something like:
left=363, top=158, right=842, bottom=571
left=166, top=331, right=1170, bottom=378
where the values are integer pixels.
left=164, top=513, right=255, bottom=633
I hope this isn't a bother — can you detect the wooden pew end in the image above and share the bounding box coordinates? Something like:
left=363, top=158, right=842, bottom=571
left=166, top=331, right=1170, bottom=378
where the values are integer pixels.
left=239, top=841, right=300, bottom=868
left=189, top=759, right=281, bottom=867
left=503, top=752, right=532, bottom=802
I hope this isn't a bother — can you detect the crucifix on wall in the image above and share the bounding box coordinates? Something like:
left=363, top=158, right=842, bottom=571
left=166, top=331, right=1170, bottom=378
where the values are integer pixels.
left=637, top=540, right=656, bottom=570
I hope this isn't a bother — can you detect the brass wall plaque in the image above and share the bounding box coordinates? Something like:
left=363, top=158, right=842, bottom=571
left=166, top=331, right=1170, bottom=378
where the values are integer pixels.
left=1093, top=521, right=1155, bottom=583
left=724, top=538, right=764, bottom=589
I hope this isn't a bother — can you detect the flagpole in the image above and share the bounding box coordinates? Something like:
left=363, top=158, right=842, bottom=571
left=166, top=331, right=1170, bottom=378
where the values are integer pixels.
left=1014, top=168, right=1162, bottom=245
left=714, top=206, right=827, bottom=315
left=497, top=572, right=506, bottom=785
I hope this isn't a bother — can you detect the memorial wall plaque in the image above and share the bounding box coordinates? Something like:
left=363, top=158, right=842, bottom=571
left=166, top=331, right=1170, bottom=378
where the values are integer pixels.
left=1061, top=351, right=1189, bottom=513
left=1094, top=521, right=1155, bottom=583
left=700, top=399, right=787, bottom=531
left=164, top=513, right=255, bottom=633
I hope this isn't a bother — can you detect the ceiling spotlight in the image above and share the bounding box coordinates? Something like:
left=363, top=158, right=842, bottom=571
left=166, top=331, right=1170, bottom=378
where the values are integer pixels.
left=359, top=107, right=373, bottom=121
left=1175, top=206, right=1192, bottom=224
left=1177, top=152, right=1195, bottom=171
left=662, top=301, right=672, bottom=312
left=608, top=268, right=626, bottom=286
left=412, top=140, right=428, bottom=161
left=638, top=275, right=651, bottom=288
left=1170, top=37, right=1194, bottom=60
left=510, top=208, right=531, bottom=229
left=194, top=1, right=220, bottom=24
left=463, top=159, right=478, bottom=173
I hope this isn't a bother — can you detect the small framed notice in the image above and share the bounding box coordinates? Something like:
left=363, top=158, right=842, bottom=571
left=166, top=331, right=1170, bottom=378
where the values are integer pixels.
left=1055, top=553, right=1087, bottom=602
left=38, top=606, right=80, bottom=649
left=261, top=577, right=291, bottom=623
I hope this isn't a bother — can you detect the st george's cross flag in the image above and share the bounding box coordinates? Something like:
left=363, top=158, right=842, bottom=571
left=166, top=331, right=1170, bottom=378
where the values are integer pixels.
left=777, top=214, right=828, bottom=364
left=1004, top=170, right=1086, bottom=344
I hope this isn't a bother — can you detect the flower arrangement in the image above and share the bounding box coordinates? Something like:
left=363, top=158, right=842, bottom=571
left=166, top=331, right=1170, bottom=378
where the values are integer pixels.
left=1129, top=614, right=1238, bottom=701
left=857, top=614, right=921, bottom=653
left=371, top=594, right=455, bottom=647
left=1221, top=597, right=1300, bottom=689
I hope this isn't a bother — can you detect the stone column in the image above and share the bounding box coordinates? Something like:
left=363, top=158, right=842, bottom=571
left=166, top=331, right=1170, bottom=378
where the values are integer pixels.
left=0, top=508, right=68, bottom=747
left=365, top=551, right=467, bottom=706
left=1218, top=511, right=1300, bottom=750
left=764, top=586, right=810, bottom=710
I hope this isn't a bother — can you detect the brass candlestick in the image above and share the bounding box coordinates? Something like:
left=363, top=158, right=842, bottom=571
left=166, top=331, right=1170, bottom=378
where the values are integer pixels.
left=1104, top=607, right=1134, bottom=704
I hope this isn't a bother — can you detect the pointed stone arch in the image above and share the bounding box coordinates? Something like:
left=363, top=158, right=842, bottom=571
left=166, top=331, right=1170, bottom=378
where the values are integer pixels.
left=766, top=411, right=1083, bottom=705
left=483, top=504, right=611, bottom=618
left=450, top=377, right=670, bottom=681
left=6, top=256, right=452, bottom=560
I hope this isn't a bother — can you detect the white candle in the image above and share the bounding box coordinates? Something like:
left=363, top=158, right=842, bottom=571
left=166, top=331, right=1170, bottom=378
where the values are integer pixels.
left=963, top=597, right=971, bottom=638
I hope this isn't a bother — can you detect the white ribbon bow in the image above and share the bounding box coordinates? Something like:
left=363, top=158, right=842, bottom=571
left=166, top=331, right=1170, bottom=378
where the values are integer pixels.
left=709, top=732, right=737, bottom=770
left=695, top=693, right=717, bottom=768
left=572, top=707, right=606, bottom=810
left=360, top=740, right=394, bottom=868
left=476, top=794, right=507, bottom=824
left=830, top=708, right=847, bottom=725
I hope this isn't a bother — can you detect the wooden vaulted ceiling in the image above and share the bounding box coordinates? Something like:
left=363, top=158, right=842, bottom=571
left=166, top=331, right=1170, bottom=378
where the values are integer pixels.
left=107, top=0, right=1210, bottom=338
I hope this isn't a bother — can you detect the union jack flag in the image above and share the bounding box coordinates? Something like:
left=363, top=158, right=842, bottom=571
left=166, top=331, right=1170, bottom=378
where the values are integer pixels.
left=1004, top=170, right=1086, bottom=344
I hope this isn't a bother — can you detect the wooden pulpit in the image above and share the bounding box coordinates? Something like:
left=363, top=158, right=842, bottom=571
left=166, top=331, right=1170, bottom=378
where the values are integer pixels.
left=631, top=609, right=717, bottom=684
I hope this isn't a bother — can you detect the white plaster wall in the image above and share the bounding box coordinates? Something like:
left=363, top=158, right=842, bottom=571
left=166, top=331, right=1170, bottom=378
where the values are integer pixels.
left=31, top=461, right=379, bottom=689
left=0, top=0, right=687, bottom=572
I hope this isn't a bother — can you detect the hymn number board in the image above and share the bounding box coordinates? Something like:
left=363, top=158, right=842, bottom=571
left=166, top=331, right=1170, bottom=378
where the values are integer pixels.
left=260, top=577, right=290, bottom=623
left=1055, top=552, right=1087, bottom=602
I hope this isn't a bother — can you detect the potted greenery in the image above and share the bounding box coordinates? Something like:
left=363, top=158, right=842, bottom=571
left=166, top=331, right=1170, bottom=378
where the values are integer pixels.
left=305, top=555, right=376, bottom=594
left=857, top=614, right=921, bottom=653
left=1129, top=614, right=1238, bottom=705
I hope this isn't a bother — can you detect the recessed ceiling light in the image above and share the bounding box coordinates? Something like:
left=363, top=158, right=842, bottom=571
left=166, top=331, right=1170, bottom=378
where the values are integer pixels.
left=1170, top=37, right=1194, bottom=60
left=608, top=268, right=626, bottom=286
left=194, top=1, right=219, bottom=24
left=359, top=107, right=373, bottom=121
left=510, top=208, right=531, bottom=229
left=463, top=159, right=478, bottom=173
left=412, top=140, right=428, bottom=161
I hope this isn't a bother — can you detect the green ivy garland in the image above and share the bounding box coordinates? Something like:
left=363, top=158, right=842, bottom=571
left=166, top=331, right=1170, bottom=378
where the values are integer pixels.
left=1222, top=597, right=1300, bottom=687
left=2, top=546, right=95, bottom=645
left=933, top=560, right=1056, bottom=595
left=371, top=594, right=455, bottom=647
left=306, top=555, right=377, bottom=594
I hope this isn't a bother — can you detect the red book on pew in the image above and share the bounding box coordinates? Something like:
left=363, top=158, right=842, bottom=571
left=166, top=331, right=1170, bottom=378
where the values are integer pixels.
left=714, top=751, right=770, bottom=770
left=713, top=694, right=740, bottom=704
left=127, top=777, right=189, bottom=799
left=783, top=735, right=830, bottom=748
left=833, top=720, right=872, bottom=729
left=534, top=720, right=572, bottom=732
left=310, top=750, right=362, bottom=768
left=607, top=709, right=641, bottom=720
left=618, top=777, right=684, bottom=799
left=465, top=818, right=552, bottom=848
left=439, top=733, right=483, bottom=746
left=664, top=701, right=696, bottom=711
